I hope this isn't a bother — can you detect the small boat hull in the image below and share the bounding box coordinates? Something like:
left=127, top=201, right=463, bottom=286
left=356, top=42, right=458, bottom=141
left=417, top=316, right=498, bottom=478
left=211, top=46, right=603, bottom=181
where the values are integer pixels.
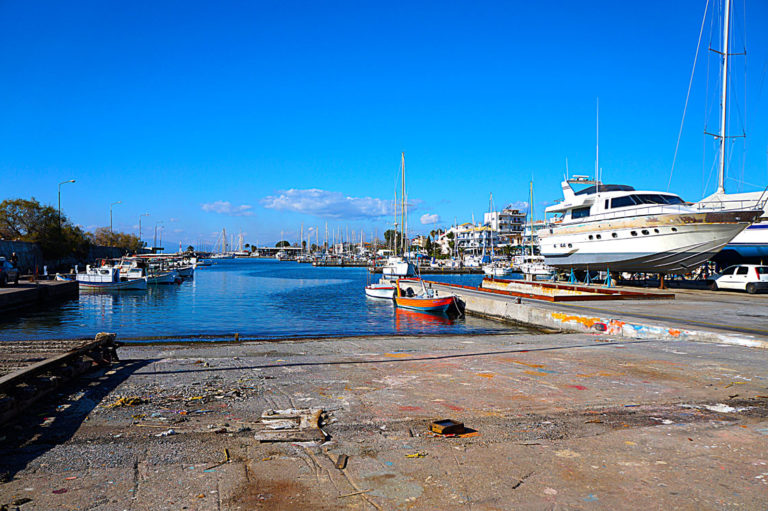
left=365, top=284, right=395, bottom=299
left=78, top=278, right=148, bottom=291
left=394, top=295, right=455, bottom=313
left=176, top=266, right=195, bottom=278
left=147, top=271, right=179, bottom=285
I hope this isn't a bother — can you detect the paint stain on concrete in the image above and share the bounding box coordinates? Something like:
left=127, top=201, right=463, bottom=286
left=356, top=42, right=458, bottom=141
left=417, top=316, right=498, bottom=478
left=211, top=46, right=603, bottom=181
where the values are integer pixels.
left=566, top=385, right=588, bottom=390
left=555, top=449, right=581, bottom=458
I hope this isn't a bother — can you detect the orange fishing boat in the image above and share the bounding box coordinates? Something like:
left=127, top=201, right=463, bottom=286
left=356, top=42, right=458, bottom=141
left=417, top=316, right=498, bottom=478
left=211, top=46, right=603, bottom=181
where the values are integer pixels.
left=394, top=279, right=455, bottom=313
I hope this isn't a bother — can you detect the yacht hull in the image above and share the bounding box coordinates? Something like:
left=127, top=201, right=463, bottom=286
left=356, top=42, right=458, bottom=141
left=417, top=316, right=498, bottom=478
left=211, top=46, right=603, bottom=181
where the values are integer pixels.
left=540, top=211, right=760, bottom=273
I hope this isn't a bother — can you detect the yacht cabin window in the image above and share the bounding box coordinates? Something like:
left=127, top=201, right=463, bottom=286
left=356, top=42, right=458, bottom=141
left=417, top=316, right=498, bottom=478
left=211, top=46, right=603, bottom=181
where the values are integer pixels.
left=571, top=207, right=591, bottom=219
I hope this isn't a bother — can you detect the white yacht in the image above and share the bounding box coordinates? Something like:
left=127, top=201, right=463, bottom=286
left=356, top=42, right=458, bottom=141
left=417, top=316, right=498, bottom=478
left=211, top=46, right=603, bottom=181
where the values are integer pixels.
left=539, top=178, right=762, bottom=273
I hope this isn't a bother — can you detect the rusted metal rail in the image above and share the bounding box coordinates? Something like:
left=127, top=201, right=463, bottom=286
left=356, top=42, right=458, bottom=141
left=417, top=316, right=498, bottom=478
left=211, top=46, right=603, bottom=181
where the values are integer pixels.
left=0, top=333, right=118, bottom=424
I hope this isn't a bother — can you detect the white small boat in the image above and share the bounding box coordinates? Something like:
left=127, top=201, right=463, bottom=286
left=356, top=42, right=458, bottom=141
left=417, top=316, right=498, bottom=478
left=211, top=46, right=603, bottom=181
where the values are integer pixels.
left=76, top=266, right=147, bottom=291
left=515, top=255, right=555, bottom=279
left=146, top=269, right=179, bottom=285
left=482, top=261, right=513, bottom=277
left=365, top=282, right=396, bottom=299
left=118, top=260, right=180, bottom=285
left=174, top=265, right=195, bottom=278
left=381, top=256, right=417, bottom=277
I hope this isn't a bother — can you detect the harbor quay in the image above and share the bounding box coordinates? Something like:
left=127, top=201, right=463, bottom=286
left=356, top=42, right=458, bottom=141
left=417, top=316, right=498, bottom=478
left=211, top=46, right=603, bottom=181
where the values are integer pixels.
left=1, top=330, right=768, bottom=509
left=0, top=280, right=78, bottom=313
left=432, top=279, right=768, bottom=348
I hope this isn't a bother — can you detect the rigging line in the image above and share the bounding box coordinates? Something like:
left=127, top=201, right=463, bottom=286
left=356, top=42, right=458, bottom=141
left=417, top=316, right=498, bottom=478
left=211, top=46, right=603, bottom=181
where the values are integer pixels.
left=669, top=0, right=710, bottom=193
left=726, top=175, right=764, bottom=188
left=702, top=0, right=716, bottom=197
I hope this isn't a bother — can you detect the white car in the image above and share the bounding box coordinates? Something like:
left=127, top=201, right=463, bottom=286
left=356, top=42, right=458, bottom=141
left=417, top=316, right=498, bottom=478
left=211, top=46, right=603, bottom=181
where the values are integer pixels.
left=710, top=264, right=768, bottom=294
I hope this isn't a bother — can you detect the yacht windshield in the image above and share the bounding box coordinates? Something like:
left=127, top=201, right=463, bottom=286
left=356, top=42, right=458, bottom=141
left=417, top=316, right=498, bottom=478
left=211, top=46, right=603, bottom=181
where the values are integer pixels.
left=610, top=194, right=685, bottom=209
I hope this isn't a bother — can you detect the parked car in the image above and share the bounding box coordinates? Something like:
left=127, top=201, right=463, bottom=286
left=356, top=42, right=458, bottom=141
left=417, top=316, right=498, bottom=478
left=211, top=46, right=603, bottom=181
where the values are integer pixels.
left=710, top=264, right=768, bottom=294
left=0, top=257, right=20, bottom=286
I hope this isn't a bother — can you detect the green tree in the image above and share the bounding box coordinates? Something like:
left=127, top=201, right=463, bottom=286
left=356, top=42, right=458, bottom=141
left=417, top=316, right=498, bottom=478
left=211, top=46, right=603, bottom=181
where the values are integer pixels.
left=87, top=227, right=144, bottom=253
left=275, top=240, right=290, bottom=247
left=383, top=229, right=403, bottom=250
left=186, top=245, right=195, bottom=253
left=0, top=197, right=90, bottom=260
left=424, top=236, right=433, bottom=256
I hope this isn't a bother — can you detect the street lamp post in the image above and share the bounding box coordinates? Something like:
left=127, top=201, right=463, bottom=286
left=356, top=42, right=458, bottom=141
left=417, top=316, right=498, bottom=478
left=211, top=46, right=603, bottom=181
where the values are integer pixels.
left=139, top=213, right=150, bottom=249
left=110, top=201, right=122, bottom=233
left=57, top=179, right=76, bottom=231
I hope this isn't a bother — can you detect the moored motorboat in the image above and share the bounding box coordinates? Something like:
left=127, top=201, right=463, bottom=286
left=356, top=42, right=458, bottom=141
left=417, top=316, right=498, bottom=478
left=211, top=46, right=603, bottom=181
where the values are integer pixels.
left=482, top=261, right=513, bottom=278
left=394, top=279, right=455, bottom=313
left=514, top=255, right=555, bottom=279
left=364, top=281, right=396, bottom=299
left=76, top=266, right=147, bottom=291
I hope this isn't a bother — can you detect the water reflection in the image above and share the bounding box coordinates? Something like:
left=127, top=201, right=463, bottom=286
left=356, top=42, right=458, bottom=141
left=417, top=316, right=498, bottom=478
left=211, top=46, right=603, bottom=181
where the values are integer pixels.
left=394, top=308, right=453, bottom=330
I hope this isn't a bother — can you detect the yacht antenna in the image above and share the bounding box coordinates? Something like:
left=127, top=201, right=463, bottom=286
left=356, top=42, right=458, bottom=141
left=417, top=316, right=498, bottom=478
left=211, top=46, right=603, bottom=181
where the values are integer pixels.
left=716, top=0, right=731, bottom=194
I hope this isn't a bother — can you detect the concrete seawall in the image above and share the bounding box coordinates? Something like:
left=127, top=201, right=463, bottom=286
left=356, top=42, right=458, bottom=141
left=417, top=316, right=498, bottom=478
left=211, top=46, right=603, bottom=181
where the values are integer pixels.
left=0, top=281, right=78, bottom=312
left=432, top=283, right=768, bottom=349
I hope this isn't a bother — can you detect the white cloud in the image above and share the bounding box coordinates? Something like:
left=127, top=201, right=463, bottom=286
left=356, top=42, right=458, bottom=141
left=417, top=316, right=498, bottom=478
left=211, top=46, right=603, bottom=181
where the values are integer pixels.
left=261, top=189, right=398, bottom=219
left=420, top=213, right=440, bottom=225
left=201, top=201, right=254, bottom=217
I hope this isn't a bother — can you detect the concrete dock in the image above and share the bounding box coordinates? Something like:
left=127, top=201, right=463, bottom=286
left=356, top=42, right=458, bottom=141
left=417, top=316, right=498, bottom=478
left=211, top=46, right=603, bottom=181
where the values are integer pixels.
left=0, top=280, right=78, bottom=313
left=0, top=332, right=767, bottom=509
left=431, top=280, right=768, bottom=348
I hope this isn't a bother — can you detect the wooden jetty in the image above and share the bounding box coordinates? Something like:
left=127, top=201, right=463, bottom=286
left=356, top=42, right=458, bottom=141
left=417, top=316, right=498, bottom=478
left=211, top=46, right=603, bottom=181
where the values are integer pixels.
left=0, top=333, right=118, bottom=424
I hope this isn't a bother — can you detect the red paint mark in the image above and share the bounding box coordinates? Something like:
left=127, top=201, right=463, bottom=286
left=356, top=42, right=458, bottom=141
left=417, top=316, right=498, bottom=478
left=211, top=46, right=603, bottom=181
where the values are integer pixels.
left=566, top=385, right=588, bottom=391
left=441, top=403, right=464, bottom=411
left=399, top=406, right=421, bottom=412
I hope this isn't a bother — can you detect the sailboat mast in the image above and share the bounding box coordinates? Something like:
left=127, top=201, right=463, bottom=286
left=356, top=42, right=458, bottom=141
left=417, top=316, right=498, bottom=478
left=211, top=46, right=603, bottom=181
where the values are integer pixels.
left=529, top=181, right=534, bottom=256
left=400, top=152, right=406, bottom=257
left=717, top=0, right=731, bottom=194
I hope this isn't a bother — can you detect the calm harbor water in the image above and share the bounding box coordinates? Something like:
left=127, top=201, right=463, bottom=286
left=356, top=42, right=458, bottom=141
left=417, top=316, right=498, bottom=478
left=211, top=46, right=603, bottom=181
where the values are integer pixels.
left=1, top=259, right=524, bottom=342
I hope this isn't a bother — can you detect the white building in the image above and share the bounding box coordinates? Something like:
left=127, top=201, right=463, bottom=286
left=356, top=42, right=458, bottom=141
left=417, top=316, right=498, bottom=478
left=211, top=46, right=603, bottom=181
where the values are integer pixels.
left=484, top=206, right=526, bottom=244
left=436, top=223, right=500, bottom=256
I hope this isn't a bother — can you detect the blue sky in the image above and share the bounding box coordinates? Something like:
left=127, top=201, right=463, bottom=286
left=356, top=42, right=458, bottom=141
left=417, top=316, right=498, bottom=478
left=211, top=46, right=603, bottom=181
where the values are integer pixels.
left=2, top=1, right=768, bottom=249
